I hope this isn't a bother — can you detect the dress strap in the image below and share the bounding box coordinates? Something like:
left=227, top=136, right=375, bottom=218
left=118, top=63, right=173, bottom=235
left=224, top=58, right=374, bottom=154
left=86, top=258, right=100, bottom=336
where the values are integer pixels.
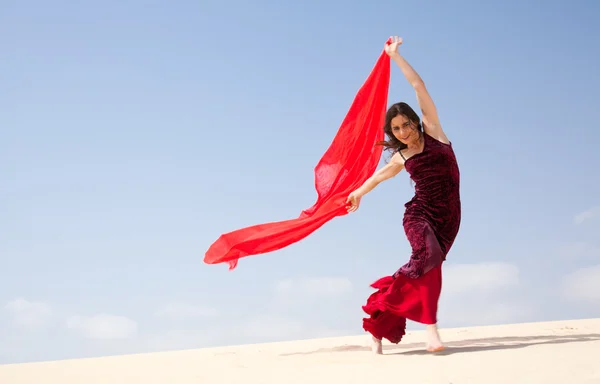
left=398, top=150, right=407, bottom=161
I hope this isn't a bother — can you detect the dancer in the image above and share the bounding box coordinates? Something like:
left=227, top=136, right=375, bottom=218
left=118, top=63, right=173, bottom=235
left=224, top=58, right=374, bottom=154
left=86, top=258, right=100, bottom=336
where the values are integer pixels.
left=346, top=36, right=461, bottom=354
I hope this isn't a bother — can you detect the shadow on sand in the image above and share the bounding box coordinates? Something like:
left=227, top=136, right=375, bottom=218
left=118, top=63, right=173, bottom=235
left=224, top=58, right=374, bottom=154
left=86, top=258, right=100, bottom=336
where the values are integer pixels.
left=280, top=333, right=600, bottom=357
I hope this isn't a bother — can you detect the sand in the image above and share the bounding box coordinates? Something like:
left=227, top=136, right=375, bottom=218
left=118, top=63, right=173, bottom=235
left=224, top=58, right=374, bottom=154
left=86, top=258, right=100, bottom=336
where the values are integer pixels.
left=1, top=318, right=599, bottom=384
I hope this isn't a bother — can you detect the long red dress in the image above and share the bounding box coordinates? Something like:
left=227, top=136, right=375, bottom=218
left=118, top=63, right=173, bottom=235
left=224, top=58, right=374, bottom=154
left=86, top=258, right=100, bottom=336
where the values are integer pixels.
left=362, top=132, right=461, bottom=343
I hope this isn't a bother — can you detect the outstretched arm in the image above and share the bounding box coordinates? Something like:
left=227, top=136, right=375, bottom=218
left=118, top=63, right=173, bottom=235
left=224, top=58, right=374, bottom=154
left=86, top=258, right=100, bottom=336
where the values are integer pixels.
left=386, top=36, right=450, bottom=145
left=346, top=153, right=404, bottom=212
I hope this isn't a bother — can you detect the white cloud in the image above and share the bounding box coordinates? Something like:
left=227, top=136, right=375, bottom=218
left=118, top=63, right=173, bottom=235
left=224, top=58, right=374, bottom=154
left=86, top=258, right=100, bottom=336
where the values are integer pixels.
left=443, top=262, right=520, bottom=297
left=141, top=328, right=224, bottom=352
left=154, top=303, right=219, bottom=320
left=437, top=262, right=532, bottom=327
left=440, top=301, right=535, bottom=327
left=141, top=315, right=350, bottom=352
left=561, top=265, right=600, bottom=302
left=240, top=314, right=306, bottom=340
left=4, top=298, right=53, bottom=329
left=574, top=206, right=600, bottom=225
left=274, top=276, right=352, bottom=300
left=66, top=314, right=138, bottom=340
left=236, top=314, right=349, bottom=343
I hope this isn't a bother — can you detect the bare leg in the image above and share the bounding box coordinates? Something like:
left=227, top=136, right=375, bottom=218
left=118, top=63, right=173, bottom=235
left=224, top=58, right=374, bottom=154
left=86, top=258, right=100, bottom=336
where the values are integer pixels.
left=371, top=335, right=383, bottom=354
left=426, top=324, right=445, bottom=352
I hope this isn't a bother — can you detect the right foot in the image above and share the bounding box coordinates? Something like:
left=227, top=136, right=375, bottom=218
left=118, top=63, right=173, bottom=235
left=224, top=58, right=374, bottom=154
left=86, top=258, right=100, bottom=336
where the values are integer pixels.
left=371, top=335, right=383, bottom=354
left=426, top=324, right=445, bottom=352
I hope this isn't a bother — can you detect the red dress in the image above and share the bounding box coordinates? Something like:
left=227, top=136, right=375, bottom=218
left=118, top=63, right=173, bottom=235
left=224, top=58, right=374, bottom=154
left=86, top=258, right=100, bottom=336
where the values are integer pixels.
left=362, top=132, right=461, bottom=343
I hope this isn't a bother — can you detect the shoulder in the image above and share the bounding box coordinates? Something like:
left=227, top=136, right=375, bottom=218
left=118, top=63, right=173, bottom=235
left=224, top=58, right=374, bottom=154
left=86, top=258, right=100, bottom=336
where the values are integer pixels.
left=390, top=150, right=406, bottom=167
left=423, top=120, right=450, bottom=145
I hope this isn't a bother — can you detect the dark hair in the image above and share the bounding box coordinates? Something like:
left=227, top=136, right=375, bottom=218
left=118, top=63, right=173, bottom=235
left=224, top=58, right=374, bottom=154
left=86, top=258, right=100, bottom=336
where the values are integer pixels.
left=377, top=102, right=423, bottom=153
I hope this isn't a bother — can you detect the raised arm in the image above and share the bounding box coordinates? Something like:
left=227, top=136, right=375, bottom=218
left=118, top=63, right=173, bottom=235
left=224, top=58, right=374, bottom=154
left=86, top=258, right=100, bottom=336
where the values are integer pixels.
left=385, top=36, right=449, bottom=145
left=346, top=152, right=404, bottom=212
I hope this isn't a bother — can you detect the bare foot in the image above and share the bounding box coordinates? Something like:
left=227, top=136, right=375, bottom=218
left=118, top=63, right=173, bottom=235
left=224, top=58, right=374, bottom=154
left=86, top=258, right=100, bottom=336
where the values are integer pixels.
left=371, top=335, right=383, bottom=354
left=426, top=324, right=445, bottom=352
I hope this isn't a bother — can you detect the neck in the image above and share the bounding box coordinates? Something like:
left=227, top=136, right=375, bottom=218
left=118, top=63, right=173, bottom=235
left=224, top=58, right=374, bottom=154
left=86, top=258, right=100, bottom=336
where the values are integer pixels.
left=406, top=134, right=423, bottom=150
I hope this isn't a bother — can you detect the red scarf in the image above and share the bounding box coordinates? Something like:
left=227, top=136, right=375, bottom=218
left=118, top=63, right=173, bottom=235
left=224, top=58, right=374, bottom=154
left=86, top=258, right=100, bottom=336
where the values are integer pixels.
left=204, top=42, right=391, bottom=270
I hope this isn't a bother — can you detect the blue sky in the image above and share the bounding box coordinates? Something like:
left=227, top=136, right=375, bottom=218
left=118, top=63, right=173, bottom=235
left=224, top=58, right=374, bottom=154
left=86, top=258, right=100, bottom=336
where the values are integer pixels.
left=2, top=0, right=599, bottom=364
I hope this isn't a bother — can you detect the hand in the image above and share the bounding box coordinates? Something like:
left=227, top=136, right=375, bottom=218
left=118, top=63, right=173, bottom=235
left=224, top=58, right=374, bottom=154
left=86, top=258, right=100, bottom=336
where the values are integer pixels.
left=346, top=190, right=362, bottom=213
left=384, top=35, right=403, bottom=57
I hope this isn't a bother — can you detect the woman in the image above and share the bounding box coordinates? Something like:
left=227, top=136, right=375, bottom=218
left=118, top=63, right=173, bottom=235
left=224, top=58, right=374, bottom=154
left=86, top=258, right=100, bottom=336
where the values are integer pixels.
left=346, top=36, right=461, bottom=354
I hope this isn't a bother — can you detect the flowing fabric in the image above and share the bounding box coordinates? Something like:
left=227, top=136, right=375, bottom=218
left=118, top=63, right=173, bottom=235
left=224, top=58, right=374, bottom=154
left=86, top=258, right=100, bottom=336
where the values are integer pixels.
left=362, top=266, right=442, bottom=343
left=362, top=133, right=461, bottom=343
left=204, top=43, right=391, bottom=270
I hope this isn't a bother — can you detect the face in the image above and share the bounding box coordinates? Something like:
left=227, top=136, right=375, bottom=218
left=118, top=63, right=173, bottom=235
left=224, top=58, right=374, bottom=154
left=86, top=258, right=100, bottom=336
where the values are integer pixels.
left=391, top=114, right=419, bottom=145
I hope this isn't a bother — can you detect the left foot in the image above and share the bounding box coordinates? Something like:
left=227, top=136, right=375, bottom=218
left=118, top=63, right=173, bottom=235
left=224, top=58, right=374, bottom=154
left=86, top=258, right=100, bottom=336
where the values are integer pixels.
left=371, top=335, right=383, bottom=354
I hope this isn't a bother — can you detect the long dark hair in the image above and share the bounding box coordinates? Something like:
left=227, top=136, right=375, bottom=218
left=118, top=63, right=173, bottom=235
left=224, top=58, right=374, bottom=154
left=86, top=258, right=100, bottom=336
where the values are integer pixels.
left=377, top=102, right=423, bottom=153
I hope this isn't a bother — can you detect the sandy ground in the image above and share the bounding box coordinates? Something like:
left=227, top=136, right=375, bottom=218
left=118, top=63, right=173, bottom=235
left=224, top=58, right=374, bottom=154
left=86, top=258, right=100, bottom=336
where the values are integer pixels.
left=1, top=318, right=599, bottom=384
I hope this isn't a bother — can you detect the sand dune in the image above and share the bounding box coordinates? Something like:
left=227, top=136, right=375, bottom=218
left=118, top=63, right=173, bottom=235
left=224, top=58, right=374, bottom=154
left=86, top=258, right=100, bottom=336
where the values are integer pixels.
left=1, top=318, right=599, bottom=383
